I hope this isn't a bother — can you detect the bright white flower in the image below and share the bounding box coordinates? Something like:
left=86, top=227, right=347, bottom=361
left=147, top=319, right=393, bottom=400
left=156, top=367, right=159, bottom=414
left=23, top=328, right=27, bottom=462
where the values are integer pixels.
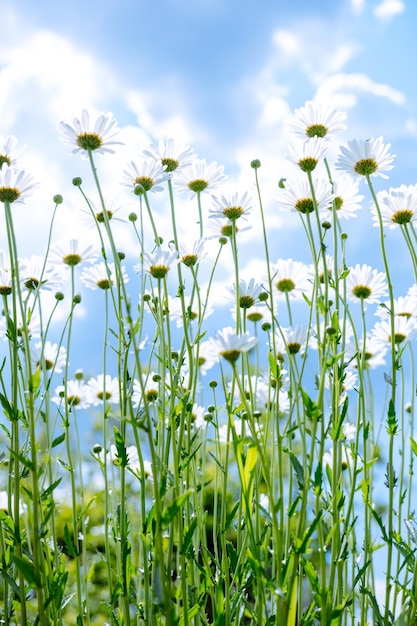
left=309, top=320, right=354, bottom=351
left=0, top=135, right=25, bottom=169
left=131, top=372, right=160, bottom=407
left=371, top=316, right=417, bottom=348
left=272, top=258, right=312, bottom=300
left=323, top=445, right=357, bottom=470
left=259, top=493, right=270, bottom=513
left=138, top=248, right=178, bottom=279
left=346, top=335, right=388, bottom=370
left=342, top=422, right=357, bottom=441
left=86, top=374, right=120, bottom=405
left=19, top=256, right=64, bottom=292
left=190, top=404, right=207, bottom=429
left=325, top=369, right=358, bottom=405
left=121, top=159, right=170, bottom=194
left=49, top=239, right=99, bottom=268
left=212, top=326, right=257, bottom=363
left=286, top=100, right=347, bottom=140
left=58, top=109, right=122, bottom=157
left=179, top=238, right=207, bottom=267
left=218, top=418, right=261, bottom=443
left=372, top=184, right=417, bottom=229
left=209, top=191, right=252, bottom=221
left=324, top=175, right=364, bottom=220
left=278, top=177, right=334, bottom=215
left=193, top=339, right=219, bottom=375
left=226, top=278, right=263, bottom=309
left=0, top=309, right=41, bottom=340
left=206, top=216, right=252, bottom=239
left=283, top=137, right=328, bottom=172
left=276, top=326, right=308, bottom=356
left=81, top=197, right=127, bottom=228
left=375, top=294, right=417, bottom=320
left=335, top=137, right=395, bottom=179
left=167, top=294, right=213, bottom=328
left=32, top=341, right=67, bottom=374
left=0, top=267, right=12, bottom=295
left=345, top=264, right=388, bottom=305
left=175, top=158, right=227, bottom=198
left=52, top=379, right=91, bottom=409
left=80, top=262, right=129, bottom=291
left=0, top=165, right=37, bottom=204
left=142, top=138, right=195, bottom=173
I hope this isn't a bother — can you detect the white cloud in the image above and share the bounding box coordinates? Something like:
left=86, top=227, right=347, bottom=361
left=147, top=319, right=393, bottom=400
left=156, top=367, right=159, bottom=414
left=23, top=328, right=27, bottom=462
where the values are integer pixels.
left=350, top=0, right=365, bottom=14
left=272, top=30, right=300, bottom=58
left=314, top=73, right=406, bottom=108
left=374, top=0, right=405, bottom=20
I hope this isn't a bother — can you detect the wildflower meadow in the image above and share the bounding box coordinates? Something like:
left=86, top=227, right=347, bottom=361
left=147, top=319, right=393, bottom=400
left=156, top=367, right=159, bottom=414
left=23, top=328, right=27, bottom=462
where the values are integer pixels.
left=1, top=102, right=417, bottom=626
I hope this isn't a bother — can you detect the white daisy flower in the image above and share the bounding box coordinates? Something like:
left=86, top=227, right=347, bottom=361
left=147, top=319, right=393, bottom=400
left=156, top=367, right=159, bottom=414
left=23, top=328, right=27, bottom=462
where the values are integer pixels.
left=276, top=325, right=308, bottom=356
left=80, top=197, right=127, bottom=229
left=342, top=422, right=357, bottom=441
left=212, top=326, right=257, bottom=363
left=166, top=294, right=213, bottom=328
left=335, top=137, right=395, bottom=179
left=178, top=238, right=207, bottom=267
left=218, top=417, right=262, bottom=443
left=52, top=379, right=91, bottom=409
left=324, top=175, right=364, bottom=220
left=131, top=372, right=160, bottom=407
left=286, top=100, right=347, bottom=140
left=0, top=135, right=25, bottom=169
left=278, top=177, right=334, bottom=215
left=209, top=191, right=252, bottom=221
left=206, top=216, right=252, bottom=239
left=86, top=374, right=120, bottom=405
left=0, top=266, right=12, bottom=296
left=0, top=165, right=37, bottom=204
left=0, top=309, right=41, bottom=340
left=283, top=137, right=328, bottom=172
left=49, top=239, right=99, bottom=268
left=138, top=248, right=178, bottom=279
left=346, top=334, right=388, bottom=370
left=58, top=109, right=122, bottom=157
left=345, top=264, right=388, bottom=305
left=19, top=256, right=64, bottom=292
left=375, top=294, right=417, bottom=320
left=192, top=339, right=219, bottom=376
left=121, top=159, right=170, bottom=195
left=226, top=278, right=263, bottom=309
left=80, top=262, right=129, bottom=290
left=372, top=184, right=417, bottom=229
left=323, top=446, right=357, bottom=470
left=142, top=138, right=195, bottom=173
left=272, top=258, right=312, bottom=300
left=32, top=341, right=67, bottom=374
left=175, top=158, right=227, bottom=198
left=371, top=316, right=417, bottom=348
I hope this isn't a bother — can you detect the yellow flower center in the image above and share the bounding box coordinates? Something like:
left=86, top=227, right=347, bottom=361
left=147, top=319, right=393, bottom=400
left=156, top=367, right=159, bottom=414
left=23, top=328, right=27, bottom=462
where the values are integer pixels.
left=352, top=285, right=372, bottom=299
left=306, top=123, right=328, bottom=138
left=354, top=158, right=378, bottom=176
left=276, top=278, right=295, bottom=293
left=392, top=209, right=413, bottom=225
left=188, top=179, right=208, bottom=193
left=161, top=157, right=179, bottom=172
left=0, top=186, right=21, bottom=203
left=63, top=253, right=82, bottom=266
left=76, top=132, right=103, bottom=151
left=295, top=198, right=315, bottom=213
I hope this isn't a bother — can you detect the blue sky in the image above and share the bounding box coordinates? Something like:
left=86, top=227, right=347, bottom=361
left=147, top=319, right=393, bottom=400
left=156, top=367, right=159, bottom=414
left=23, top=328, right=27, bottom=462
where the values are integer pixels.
left=0, top=0, right=416, bottom=371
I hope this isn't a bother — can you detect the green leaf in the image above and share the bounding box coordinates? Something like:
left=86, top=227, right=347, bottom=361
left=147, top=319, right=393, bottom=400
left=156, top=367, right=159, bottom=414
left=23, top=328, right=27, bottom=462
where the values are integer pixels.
left=113, top=426, right=128, bottom=467
left=52, top=432, right=66, bottom=448
left=63, top=523, right=79, bottom=558
left=11, top=555, right=41, bottom=587
left=286, top=448, right=305, bottom=489
left=161, top=490, right=193, bottom=529
left=180, top=516, right=199, bottom=557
